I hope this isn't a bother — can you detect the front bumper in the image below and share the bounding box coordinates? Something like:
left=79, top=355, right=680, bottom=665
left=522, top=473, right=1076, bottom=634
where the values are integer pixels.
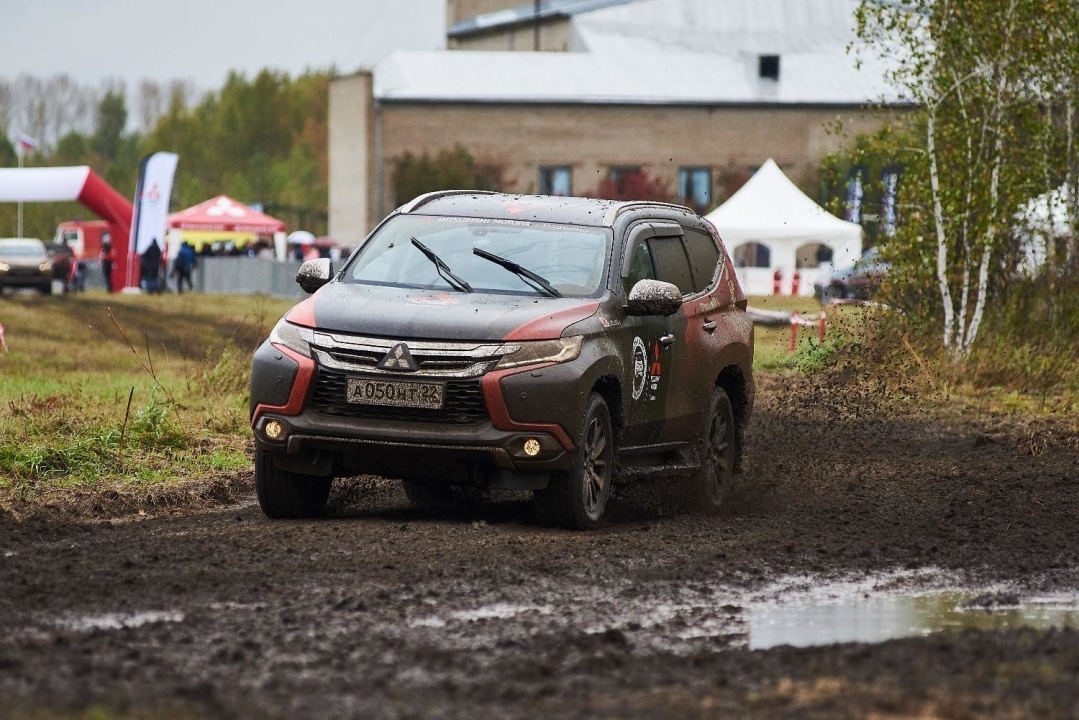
left=253, top=408, right=571, bottom=473
left=0, top=270, right=50, bottom=288
left=250, top=338, right=581, bottom=477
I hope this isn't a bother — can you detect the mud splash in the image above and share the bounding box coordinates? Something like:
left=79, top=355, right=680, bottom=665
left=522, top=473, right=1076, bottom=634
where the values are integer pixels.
left=58, top=611, right=185, bottom=632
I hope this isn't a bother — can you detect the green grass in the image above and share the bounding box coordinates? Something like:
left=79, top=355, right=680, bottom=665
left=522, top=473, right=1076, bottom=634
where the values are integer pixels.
left=2, top=288, right=1072, bottom=511
left=0, top=291, right=294, bottom=507
left=746, top=295, right=870, bottom=373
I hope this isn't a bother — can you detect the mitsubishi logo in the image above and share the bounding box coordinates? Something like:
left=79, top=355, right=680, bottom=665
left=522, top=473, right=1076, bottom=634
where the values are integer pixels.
left=379, top=343, right=418, bottom=372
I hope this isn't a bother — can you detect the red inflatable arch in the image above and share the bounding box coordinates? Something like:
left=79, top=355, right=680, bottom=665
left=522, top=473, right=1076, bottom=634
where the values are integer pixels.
left=0, top=166, right=134, bottom=290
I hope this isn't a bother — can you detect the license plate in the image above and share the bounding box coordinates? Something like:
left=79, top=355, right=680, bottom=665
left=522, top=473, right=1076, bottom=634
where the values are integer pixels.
left=346, top=378, right=445, bottom=409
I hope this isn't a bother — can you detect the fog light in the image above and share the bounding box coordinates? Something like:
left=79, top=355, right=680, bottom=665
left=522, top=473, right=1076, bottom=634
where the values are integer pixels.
left=264, top=420, right=285, bottom=440
left=523, top=438, right=541, bottom=457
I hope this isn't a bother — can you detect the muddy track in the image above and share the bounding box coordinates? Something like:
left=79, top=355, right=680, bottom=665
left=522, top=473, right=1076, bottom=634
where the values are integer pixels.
left=1, top=372, right=1078, bottom=719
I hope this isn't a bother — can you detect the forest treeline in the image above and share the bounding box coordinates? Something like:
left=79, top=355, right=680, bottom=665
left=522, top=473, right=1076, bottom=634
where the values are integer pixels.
left=0, top=70, right=331, bottom=240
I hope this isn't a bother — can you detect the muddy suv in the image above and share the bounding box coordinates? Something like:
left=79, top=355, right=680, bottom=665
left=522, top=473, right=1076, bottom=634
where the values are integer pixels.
left=251, top=192, right=754, bottom=528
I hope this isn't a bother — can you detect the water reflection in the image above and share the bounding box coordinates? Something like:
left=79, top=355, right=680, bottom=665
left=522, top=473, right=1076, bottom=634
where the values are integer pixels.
left=749, top=592, right=1079, bottom=650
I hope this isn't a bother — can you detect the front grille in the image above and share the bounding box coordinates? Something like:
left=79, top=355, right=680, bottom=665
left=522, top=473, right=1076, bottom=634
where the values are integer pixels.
left=319, top=346, right=490, bottom=373
left=7, top=267, right=40, bottom=277
left=309, top=368, right=489, bottom=424
left=309, top=332, right=514, bottom=379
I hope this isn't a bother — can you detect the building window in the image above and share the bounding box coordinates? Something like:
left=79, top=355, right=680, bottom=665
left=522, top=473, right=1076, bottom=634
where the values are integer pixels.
left=759, top=55, right=780, bottom=80
left=539, top=166, right=572, bottom=196
left=608, top=166, right=642, bottom=195
left=679, top=167, right=712, bottom=212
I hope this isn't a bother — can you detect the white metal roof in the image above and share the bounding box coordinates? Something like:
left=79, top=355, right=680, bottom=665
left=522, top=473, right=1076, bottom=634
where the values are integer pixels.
left=374, top=49, right=902, bottom=106
left=378, top=0, right=905, bottom=107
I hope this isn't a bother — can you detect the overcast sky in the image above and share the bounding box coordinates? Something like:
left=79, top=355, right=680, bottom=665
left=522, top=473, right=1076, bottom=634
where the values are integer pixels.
left=3, top=0, right=446, bottom=91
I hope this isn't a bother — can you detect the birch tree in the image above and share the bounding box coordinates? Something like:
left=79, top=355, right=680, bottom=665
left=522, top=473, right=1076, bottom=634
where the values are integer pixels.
left=856, top=0, right=1076, bottom=358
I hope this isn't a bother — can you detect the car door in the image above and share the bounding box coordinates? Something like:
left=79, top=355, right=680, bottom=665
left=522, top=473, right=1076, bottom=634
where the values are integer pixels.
left=651, top=222, right=729, bottom=442
left=641, top=230, right=697, bottom=444
left=617, top=222, right=679, bottom=447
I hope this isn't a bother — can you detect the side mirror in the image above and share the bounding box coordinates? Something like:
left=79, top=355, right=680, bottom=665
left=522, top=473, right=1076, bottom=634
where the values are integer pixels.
left=296, top=258, right=333, bottom=294
left=626, top=279, right=682, bottom=317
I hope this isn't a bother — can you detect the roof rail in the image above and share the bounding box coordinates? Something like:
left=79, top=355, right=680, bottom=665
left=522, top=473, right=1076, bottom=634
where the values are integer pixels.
left=603, top=200, right=694, bottom=226
left=400, top=189, right=498, bottom=214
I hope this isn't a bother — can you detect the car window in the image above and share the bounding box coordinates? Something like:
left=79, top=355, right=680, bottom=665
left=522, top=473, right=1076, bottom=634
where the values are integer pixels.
left=622, top=239, right=656, bottom=297
left=683, top=228, right=721, bottom=293
left=648, top=235, right=695, bottom=296
left=343, top=215, right=610, bottom=298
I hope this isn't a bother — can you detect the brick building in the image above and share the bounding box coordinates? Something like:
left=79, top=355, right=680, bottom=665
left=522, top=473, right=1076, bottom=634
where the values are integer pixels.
left=328, top=0, right=908, bottom=246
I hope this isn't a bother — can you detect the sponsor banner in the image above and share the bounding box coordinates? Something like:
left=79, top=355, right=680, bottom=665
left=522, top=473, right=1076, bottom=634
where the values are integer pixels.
left=130, top=152, right=179, bottom=256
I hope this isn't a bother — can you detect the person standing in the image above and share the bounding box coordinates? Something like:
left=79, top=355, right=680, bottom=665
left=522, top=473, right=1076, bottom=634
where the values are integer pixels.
left=173, top=241, right=197, bottom=293
left=140, top=239, right=162, bottom=294
left=99, top=234, right=115, bottom=292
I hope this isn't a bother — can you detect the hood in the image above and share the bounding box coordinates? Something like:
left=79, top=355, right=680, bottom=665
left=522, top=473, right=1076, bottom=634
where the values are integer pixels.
left=2, top=256, right=47, bottom=268
left=299, top=282, right=601, bottom=341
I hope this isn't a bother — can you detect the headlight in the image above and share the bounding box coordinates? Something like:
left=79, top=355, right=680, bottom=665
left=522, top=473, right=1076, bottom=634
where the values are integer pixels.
left=269, top=319, right=315, bottom=358
left=39, top=262, right=52, bottom=272
left=0, top=262, right=8, bottom=272
left=495, top=336, right=582, bottom=370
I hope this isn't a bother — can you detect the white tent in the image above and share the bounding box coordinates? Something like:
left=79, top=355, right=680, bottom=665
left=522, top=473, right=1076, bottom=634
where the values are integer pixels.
left=706, top=159, right=863, bottom=296
left=1018, top=183, right=1072, bottom=272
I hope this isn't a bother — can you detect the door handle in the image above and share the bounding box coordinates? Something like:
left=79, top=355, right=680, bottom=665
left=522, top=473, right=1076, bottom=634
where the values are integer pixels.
left=702, top=319, right=717, bottom=333
left=659, top=334, right=675, bottom=348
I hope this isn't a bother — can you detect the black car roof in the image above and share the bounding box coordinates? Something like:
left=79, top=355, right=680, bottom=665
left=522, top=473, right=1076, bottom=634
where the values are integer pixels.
left=403, top=191, right=689, bottom=228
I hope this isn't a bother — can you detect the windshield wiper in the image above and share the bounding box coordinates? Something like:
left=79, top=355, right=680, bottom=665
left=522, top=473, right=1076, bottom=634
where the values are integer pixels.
left=411, top=237, right=473, bottom=293
left=472, top=247, right=563, bottom=298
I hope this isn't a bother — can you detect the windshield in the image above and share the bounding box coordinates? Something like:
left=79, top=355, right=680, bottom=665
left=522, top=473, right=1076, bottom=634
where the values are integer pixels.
left=342, top=215, right=611, bottom=298
left=0, top=241, right=46, bottom=258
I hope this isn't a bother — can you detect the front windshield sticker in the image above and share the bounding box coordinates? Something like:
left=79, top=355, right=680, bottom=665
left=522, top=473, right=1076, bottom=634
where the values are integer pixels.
left=436, top=217, right=596, bottom=235
left=408, top=293, right=461, bottom=307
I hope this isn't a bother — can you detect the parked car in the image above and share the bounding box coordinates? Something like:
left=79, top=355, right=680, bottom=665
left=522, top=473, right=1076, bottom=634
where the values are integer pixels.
left=250, top=192, right=755, bottom=528
left=0, top=238, right=53, bottom=294
left=816, top=247, right=889, bottom=302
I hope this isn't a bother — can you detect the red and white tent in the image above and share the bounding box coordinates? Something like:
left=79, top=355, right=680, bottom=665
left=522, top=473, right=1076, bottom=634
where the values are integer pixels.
left=169, top=195, right=285, bottom=233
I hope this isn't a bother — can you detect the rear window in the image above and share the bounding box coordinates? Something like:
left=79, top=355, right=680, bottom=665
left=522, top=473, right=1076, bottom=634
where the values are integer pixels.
left=343, top=215, right=611, bottom=298
left=683, top=228, right=721, bottom=293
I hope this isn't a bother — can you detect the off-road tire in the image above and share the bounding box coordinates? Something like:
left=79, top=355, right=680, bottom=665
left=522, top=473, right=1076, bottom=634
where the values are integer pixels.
left=255, top=450, right=332, bottom=519
left=686, top=387, right=738, bottom=512
left=534, top=392, right=613, bottom=530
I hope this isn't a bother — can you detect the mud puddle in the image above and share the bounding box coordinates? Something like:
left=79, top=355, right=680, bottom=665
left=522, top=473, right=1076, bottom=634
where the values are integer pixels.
left=748, top=583, right=1079, bottom=650
left=395, top=569, right=1079, bottom=655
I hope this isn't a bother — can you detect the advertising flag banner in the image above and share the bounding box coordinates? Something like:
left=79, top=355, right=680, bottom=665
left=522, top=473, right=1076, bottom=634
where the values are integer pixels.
left=130, top=151, right=179, bottom=258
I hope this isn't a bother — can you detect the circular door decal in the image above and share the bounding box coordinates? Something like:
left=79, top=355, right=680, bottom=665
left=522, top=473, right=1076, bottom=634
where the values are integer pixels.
left=631, top=336, right=648, bottom=401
